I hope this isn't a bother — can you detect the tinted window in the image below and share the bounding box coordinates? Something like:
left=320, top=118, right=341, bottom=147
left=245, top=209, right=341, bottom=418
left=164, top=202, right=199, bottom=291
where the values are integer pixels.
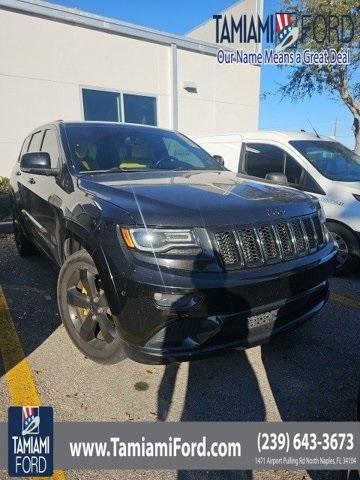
left=285, top=155, right=304, bottom=185
left=28, top=131, right=44, bottom=152
left=290, top=140, right=360, bottom=182
left=41, top=129, right=60, bottom=168
left=123, top=94, right=157, bottom=126
left=18, top=135, right=32, bottom=162
left=65, top=124, right=222, bottom=172
left=83, top=89, right=120, bottom=122
left=302, top=172, right=322, bottom=194
left=245, top=143, right=285, bottom=178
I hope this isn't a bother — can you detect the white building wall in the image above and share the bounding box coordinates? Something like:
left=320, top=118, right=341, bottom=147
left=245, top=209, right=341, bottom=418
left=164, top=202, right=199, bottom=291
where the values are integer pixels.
left=0, top=8, right=172, bottom=176
left=187, top=0, right=263, bottom=52
left=0, top=3, right=260, bottom=176
left=177, top=49, right=259, bottom=136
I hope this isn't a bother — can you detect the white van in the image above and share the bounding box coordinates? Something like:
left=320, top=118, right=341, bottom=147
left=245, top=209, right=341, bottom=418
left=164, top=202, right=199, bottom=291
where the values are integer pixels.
left=193, top=131, right=360, bottom=275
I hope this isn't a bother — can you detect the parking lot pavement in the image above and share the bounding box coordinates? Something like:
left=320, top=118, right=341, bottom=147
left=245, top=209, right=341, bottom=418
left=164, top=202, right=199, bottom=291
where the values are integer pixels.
left=0, top=235, right=359, bottom=480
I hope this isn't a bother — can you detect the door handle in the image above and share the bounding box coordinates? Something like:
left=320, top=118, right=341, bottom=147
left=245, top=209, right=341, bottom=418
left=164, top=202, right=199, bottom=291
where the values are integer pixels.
left=16, top=171, right=21, bottom=176
left=28, top=178, right=36, bottom=185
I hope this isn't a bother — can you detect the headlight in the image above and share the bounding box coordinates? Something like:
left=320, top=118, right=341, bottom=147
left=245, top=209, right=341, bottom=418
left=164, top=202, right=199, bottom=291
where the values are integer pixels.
left=120, top=227, right=199, bottom=253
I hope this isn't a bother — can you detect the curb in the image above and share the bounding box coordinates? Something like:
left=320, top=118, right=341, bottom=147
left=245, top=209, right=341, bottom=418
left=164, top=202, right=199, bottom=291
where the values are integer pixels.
left=0, top=221, right=13, bottom=234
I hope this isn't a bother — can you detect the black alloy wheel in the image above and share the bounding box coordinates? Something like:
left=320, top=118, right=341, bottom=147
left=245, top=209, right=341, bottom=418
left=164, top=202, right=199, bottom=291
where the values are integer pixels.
left=57, top=250, right=125, bottom=364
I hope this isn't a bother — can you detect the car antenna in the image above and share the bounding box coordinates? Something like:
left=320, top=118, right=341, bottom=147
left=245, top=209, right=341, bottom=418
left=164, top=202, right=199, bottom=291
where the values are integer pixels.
left=307, top=119, right=320, bottom=138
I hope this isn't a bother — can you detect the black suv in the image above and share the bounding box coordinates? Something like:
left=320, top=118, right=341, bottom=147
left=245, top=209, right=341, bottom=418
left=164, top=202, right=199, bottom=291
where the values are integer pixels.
left=10, top=121, right=337, bottom=364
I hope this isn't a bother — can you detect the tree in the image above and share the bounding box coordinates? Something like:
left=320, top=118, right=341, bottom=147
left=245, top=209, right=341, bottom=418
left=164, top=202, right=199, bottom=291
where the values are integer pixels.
left=279, top=0, right=360, bottom=153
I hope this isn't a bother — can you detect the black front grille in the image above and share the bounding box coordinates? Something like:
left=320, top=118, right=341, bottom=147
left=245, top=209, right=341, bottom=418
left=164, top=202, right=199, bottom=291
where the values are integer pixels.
left=303, top=217, right=316, bottom=250
left=291, top=219, right=307, bottom=254
left=238, top=228, right=262, bottom=265
left=214, top=231, right=239, bottom=265
left=276, top=223, right=295, bottom=258
left=258, top=225, right=279, bottom=261
left=312, top=216, right=324, bottom=245
left=214, top=213, right=326, bottom=269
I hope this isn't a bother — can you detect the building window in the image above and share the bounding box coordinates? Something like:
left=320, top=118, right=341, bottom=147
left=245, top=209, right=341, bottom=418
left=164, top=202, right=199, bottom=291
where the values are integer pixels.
left=123, top=94, right=157, bottom=126
left=82, top=88, right=157, bottom=126
left=82, top=89, right=121, bottom=122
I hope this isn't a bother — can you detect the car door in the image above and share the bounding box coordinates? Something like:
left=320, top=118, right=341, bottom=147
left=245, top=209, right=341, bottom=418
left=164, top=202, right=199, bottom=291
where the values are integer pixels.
left=13, top=133, right=32, bottom=226
left=28, top=127, right=63, bottom=262
left=17, top=130, right=45, bottom=241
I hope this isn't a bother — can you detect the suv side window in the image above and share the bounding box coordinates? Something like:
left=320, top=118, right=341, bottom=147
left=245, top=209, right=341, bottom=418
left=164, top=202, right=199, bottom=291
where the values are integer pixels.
left=28, top=131, right=44, bottom=153
left=245, top=143, right=285, bottom=178
left=41, top=129, right=60, bottom=168
left=18, top=135, right=31, bottom=162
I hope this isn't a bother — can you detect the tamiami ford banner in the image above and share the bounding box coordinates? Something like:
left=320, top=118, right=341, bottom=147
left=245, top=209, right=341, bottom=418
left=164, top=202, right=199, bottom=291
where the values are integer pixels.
left=3, top=414, right=360, bottom=474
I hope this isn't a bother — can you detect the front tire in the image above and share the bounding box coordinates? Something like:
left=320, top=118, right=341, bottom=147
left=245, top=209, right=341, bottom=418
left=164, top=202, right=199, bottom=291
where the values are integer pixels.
left=57, top=250, right=126, bottom=364
left=327, top=222, right=360, bottom=276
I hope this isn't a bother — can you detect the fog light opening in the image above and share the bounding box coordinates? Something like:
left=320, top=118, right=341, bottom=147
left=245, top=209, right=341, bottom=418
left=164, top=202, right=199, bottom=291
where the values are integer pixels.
left=153, top=292, right=203, bottom=311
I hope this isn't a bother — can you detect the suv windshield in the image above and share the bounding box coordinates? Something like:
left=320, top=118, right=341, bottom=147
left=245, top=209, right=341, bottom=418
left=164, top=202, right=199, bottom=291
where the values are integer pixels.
left=290, top=140, right=360, bottom=182
left=65, top=124, right=223, bottom=173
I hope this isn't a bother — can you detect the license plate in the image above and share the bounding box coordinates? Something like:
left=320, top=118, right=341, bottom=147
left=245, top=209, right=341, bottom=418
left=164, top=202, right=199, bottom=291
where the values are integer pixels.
left=247, top=309, right=279, bottom=329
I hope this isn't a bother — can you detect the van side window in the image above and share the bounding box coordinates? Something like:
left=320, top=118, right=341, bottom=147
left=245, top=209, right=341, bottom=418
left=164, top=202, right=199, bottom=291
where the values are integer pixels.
left=245, top=143, right=285, bottom=178
left=28, top=131, right=44, bottom=153
left=302, top=172, right=323, bottom=194
left=41, top=129, right=60, bottom=168
left=245, top=143, right=307, bottom=187
left=285, top=155, right=304, bottom=185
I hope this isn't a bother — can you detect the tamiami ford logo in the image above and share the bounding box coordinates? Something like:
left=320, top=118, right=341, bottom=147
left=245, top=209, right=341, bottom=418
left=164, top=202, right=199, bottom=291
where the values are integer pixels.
left=8, top=406, right=53, bottom=477
left=214, top=12, right=354, bottom=65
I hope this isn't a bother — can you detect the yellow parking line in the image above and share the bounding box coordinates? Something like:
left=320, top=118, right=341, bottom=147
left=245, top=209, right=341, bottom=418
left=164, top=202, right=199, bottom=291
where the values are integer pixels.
left=0, top=286, right=66, bottom=480
left=330, top=292, right=360, bottom=310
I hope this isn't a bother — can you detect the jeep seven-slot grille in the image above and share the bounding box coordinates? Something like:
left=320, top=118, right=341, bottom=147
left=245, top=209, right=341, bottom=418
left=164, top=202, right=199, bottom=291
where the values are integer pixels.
left=214, top=214, right=325, bottom=269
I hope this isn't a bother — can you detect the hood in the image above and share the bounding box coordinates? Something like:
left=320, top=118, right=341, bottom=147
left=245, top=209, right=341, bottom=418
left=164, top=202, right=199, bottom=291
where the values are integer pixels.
left=78, top=170, right=316, bottom=227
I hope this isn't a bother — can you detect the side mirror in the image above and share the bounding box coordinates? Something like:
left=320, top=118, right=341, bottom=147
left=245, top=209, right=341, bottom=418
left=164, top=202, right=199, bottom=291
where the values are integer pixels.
left=213, top=155, right=225, bottom=166
left=265, top=172, right=288, bottom=185
left=20, top=152, right=59, bottom=176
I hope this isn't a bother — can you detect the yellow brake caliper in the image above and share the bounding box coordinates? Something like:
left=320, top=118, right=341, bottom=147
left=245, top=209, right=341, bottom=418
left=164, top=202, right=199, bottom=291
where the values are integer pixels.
left=79, top=286, right=90, bottom=318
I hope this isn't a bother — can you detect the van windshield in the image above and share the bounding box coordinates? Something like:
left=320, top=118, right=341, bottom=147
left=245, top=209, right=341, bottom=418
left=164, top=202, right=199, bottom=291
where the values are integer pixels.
left=65, top=124, right=224, bottom=173
left=290, top=140, right=360, bottom=182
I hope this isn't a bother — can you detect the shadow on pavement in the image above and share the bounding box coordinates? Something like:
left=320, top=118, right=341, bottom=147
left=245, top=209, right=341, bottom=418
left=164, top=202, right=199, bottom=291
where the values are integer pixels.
left=0, top=237, right=60, bottom=376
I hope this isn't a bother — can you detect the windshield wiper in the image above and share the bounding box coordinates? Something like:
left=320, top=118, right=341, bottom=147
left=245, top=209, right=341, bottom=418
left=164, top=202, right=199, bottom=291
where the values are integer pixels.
left=83, top=167, right=150, bottom=174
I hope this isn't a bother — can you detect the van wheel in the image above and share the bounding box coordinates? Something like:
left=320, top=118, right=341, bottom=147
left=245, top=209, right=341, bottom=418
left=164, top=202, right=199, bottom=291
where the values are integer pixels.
left=327, top=222, right=360, bottom=276
left=57, top=250, right=126, bottom=364
left=13, top=214, right=37, bottom=257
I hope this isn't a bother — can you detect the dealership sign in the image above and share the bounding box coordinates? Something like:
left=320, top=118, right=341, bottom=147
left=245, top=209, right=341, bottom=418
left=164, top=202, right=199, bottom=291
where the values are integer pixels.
left=8, top=406, right=54, bottom=477
left=214, top=12, right=354, bottom=65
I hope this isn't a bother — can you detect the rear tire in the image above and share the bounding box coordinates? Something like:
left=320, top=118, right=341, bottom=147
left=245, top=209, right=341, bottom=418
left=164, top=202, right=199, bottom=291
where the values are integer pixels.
left=57, top=250, right=126, bottom=364
left=13, top=214, right=37, bottom=257
left=327, top=222, right=360, bottom=276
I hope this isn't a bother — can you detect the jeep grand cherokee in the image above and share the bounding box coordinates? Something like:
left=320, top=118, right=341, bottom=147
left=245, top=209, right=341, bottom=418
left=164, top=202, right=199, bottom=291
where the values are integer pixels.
left=10, top=122, right=337, bottom=364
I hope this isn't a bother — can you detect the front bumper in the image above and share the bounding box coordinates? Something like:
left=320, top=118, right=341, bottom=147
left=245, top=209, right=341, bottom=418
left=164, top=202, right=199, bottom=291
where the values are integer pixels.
left=110, top=247, right=337, bottom=364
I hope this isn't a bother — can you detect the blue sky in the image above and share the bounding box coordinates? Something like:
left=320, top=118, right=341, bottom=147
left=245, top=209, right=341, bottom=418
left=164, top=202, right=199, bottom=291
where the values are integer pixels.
left=49, top=0, right=355, bottom=148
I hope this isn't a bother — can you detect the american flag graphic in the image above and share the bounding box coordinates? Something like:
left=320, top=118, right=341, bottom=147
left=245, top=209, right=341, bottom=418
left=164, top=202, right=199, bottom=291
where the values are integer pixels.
left=275, top=12, right=299, bottom=51
left=22, top=406, right=40, bottom=435
left=276, top=13, right=294, bottom=33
